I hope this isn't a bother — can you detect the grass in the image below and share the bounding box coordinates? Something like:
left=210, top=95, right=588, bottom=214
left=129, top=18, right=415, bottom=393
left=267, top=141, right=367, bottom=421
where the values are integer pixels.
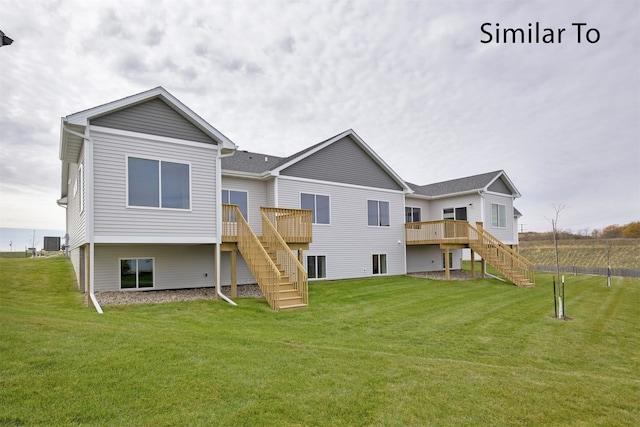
left=1, top=257, right=639, bottom=426
left=519, top=239, right=640, bottom=269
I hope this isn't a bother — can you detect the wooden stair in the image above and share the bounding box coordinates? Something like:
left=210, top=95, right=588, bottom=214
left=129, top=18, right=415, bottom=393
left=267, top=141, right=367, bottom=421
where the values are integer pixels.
left=262, top=243, right=308, bottom=310
left=468, top=224, right=535, bottom=287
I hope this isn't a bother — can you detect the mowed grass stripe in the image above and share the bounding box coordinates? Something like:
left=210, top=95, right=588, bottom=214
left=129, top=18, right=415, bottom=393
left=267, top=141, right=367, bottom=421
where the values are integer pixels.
left=1, top=257, right=638, bottom=426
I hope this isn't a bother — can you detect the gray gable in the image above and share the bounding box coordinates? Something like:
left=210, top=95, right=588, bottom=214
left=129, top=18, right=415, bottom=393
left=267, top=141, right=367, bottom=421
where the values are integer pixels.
left=488, top=176, right=512, bottom=194
left=90, top=98, right=216, bottom=144
left=279, top=136, right=404, bottom=190
left=412, top=171, right=504, bottom=197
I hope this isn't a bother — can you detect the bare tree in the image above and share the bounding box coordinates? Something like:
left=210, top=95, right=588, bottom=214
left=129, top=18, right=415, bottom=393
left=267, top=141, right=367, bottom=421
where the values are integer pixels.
left=545, top=203, right=566, bottom=282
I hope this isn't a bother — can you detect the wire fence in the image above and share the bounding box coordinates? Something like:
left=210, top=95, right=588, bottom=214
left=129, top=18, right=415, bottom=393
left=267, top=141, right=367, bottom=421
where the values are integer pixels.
left=535, top=265, right=640, bottom=278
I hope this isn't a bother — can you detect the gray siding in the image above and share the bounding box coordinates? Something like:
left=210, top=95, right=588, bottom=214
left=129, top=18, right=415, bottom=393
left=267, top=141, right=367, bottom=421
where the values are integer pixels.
left=488, top=177, right=512, bottom=194
left=280, top=136, right=403, bottom=190
left=91, top=98, right=216, bottom=144
left=91, top=129, right=217, bottom=242
left=93, top=244, right=215, bottom=292
left=278, top=177, right=406, bottom=280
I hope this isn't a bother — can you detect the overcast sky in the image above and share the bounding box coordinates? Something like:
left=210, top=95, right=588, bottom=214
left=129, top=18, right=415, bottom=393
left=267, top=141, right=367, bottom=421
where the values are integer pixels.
left=1, top=0, right=639, bottom=236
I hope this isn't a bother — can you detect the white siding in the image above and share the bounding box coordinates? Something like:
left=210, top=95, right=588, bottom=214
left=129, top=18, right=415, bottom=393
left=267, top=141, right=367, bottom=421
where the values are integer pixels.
left=484, top=192, right=516, bottom=244
left=220, top=251, right=256, bottom=286
left=93, top=244, right=215, bottom=292
left=406, top=246, right=462, bottom=273
left=220, top=176, right=268, bottom=235
left=66, top=147, right=87, bottom=251
left=425, top=194, right=482, bottom=223
left=91, top=129, right=218, bottom=242
left=278, top=177, right=406, bottom=280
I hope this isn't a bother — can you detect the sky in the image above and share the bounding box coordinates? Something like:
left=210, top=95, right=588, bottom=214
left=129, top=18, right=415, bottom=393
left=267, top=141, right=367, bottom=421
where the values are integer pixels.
left=1, top=0, right=639, bottom=247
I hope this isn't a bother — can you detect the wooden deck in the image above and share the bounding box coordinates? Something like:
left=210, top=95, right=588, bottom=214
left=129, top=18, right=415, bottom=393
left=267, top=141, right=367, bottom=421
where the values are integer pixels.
left=222, top=205, right=312, bottom=245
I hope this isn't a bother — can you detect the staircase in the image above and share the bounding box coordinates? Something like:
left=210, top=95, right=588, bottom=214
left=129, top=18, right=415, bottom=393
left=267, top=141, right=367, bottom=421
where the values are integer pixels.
left=468, top=223, right=535, bottom=287
left=230, top=205, right=308, bottom=311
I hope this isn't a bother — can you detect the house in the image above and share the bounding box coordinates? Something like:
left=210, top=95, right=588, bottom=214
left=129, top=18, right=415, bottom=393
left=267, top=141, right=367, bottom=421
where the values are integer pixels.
left=58, top=87, right=534, bottom=312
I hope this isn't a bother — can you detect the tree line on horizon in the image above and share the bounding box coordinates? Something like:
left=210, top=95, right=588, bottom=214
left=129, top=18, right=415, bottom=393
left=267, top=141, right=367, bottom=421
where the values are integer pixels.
left=520, top=221, right=640, bottom=241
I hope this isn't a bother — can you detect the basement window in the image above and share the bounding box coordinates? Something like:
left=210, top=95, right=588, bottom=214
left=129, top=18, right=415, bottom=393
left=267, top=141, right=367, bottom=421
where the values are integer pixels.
left=372, top=254, right=387, bottom=275
left=307, top=255, right=327, bottom=279
left=120, top=258, right=154, bottom=289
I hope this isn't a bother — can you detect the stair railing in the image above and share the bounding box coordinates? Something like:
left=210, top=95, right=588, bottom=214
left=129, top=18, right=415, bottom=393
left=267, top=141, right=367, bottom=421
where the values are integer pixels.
left=261, top=207, right=313, bottom=243
left=468, top=222, right=535, bottom=286
left=229, top=205, right=282, bottom=309
left=261, top=209, right=308, bottom=306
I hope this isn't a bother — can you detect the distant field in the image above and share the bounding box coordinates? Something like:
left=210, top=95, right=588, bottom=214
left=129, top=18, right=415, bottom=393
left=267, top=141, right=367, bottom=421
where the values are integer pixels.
left=519, top=239, right=639, bottom=269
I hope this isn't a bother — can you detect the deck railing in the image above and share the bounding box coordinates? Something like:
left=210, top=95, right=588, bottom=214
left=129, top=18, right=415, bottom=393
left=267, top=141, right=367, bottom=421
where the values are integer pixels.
left=261, top=207, right=313, bottom=243
left=405, top=220, right=535, bottom=286
left=261, top=210, right=308, bottom=306
left=221, top=204, right=240, bottom=242
left=229, top=205, right=282, bottom=309
left=405, top=220, right=470, bottom=244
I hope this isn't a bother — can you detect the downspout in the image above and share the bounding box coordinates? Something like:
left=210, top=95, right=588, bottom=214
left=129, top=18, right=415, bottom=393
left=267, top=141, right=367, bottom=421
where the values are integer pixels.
left=65, top=125, right=103, bottom=314
left=216, top=147, right=237, bottom=306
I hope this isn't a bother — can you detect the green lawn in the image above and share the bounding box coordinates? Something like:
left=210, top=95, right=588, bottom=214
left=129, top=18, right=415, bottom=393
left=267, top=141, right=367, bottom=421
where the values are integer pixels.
left=1, top=257, right=638, bottom=426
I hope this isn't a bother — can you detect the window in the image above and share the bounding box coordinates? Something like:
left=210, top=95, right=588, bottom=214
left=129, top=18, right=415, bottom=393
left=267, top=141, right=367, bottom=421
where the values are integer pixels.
left=307, top=255, right=326, bottom=279
left=128, top=157, right=190, bottom=209
left=492, top=203, right=507, bottom=228
left=443, top=207, right=467, bottom=220
left=222, top=190, right=248, bottom=220
left=120, top=258, right=154, bottom=289
left=372, top=254, right=387, bottom=275
left=405, top=207, right=421, bottom=223
left=301, top=193, right=330, bottom=224
left=368, top=200, right=390, bottom=226
left=443, top=208, right=455, bottom=220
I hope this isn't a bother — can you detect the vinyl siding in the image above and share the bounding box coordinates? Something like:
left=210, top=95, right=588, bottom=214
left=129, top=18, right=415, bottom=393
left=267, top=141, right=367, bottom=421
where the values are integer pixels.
left=278, top=177, right=406, bottom=280
left=488, top=176, right=512, bottom=194
left=220, top=176, right=268, bottom=235
left=406, top=246, right=462, bottom=273
left=424, top=194, right=483, bottom=224
left=280, top=136, right=403, bottom=191
left=93, top=244, right=216, bottom=292
left=91, top=98, right=216, bottom=145
left=66, top=148, right=87, bottom=251
left=91, top=128, right=217, bottom=242
left=484, top=192, right=516, bottom=244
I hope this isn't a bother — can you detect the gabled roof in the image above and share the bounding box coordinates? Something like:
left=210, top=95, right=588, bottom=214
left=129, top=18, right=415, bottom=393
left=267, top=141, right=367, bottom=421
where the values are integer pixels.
left=59, top=87, right=237, bottom=198
left=60, top=86, right=237, bottom=163
left=409, top=170, right=521, bottom=198
left=270, top=129, right=413, bottom=192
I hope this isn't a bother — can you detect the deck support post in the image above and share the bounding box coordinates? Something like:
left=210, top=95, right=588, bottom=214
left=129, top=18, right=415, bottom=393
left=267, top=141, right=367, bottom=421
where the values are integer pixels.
left=230, top=249, right=237, bottom=298
left=470, top=249, right=475, bottom=279
left=444, top=248, right=450, bottom=280
left=481, top=258, right=486, bottom=278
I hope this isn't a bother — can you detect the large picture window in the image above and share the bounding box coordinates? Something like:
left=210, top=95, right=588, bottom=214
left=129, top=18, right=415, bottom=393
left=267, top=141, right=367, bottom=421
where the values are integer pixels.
left=120, top=258, right=154, bottom=289
left=368, top=200, right=390, bottom=227
left=128, top=157, right=190, bottom=209
left=372, top=254, right=387, bottom=275
left=491, top=203, right=507, bottom=228
left=307, top=255, right=327, bottom=279
left=301, top=193, right=330, bottom=224
left=222, top=190, right=248, bottom=220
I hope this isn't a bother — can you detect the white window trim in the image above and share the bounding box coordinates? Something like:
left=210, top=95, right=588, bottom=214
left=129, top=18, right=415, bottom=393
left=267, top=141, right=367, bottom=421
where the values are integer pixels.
left=367, top=199, right=391, bottom=227
left=78, top=163, right=84, bottom=214
left=300, top=192, right=331, bottom=225
left=119, top=257, right=155, bottom=290
left=371, top=253, right=388, bottom=275
left=405, top=206, right=421, bottom=223
left=125, top=155, right=193, bottom=211
left=222, top=188, right=249, bottom=220
left=306, top=254, right=327, bottom=280
left=491, top=203, right=507, bottom=228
